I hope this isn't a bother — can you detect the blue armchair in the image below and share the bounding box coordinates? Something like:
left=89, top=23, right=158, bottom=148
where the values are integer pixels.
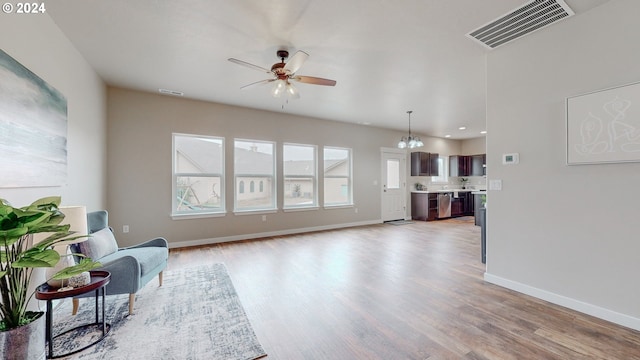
left=70, top=210, right=168, bottom=315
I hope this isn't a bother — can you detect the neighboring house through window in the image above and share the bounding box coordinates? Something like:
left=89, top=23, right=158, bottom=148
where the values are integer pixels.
left=172, top=133, right=224, bottom=216
left=234, top=139, right=276, bottom=212
left=283, top=143, right=317, bottom=209
left=324, top=146, right=352, bottom=207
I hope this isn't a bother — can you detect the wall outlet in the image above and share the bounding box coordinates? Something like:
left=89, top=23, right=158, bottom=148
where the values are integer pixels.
left=123, top=225, right=129, bottom=233
left=262, top=215, right=266, bottom=222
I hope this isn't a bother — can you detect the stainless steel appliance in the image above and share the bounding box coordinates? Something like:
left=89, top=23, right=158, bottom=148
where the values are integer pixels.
left=437, top=192, right=451, bottom=218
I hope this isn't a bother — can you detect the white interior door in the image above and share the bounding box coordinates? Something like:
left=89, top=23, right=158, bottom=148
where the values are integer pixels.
left=381, top=149, right=407, bottom=221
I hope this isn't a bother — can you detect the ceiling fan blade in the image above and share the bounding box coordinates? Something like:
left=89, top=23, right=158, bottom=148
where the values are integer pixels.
left=228, top=58, right=272, bottom=73
left=283, top=50, right=309, bottom=74
left=292, top=75, right=337, bottom=86
left=240, top=78, right=275, bottom=89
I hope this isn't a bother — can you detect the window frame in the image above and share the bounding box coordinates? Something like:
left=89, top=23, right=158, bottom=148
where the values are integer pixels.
left=283, top=143, right=318, bottom=210
left=233, top=138, right=277, bottom=213
left=431, top=155, right=449, bottom=184
left=171, top=133, right=225, bottom=219
left=323, top=146, right=353, bottom=208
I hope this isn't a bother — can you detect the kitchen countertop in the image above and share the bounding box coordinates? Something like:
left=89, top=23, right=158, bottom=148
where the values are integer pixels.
left=412, top=189, right=484, bottom=194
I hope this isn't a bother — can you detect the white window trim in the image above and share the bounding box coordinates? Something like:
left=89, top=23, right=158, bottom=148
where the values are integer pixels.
left=283, top=143, right=318, bottom=210
left=323, top=146, right=353, bottom=207
left=171, top=133, right=225, bottom=217
left=233, top=138, right=277, bottom=212
left=430, top=155, right=449, bottom=184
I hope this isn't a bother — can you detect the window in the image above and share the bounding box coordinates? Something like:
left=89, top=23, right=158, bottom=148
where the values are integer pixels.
left=386, top=159, right=400, bottom=190
left=431, top=155, right=449, bottom=183
left=234, top=139, right=276, bottom=211
left=283, top=143, right=317, bottom=209
left=324, top=147, right=352, bottom=206
left=172, top=133, right=224, bottom=215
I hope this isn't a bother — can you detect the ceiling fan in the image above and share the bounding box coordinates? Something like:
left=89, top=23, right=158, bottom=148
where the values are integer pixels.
left=228, top=50, right=337, bottom=99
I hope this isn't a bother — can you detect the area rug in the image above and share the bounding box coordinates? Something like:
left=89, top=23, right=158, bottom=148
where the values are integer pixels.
left=51, top=263, right=267, bottom=360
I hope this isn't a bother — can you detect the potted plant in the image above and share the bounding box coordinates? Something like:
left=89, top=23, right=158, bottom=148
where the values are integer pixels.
left=0, top=196, right=101, bottom=359
left=459, top=177, right=469, bottom=189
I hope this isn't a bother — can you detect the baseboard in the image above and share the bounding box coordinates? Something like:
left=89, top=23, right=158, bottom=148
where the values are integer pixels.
left=169, top=219, right=382, bottom=249
left=484, top=272, right=640, bottom=332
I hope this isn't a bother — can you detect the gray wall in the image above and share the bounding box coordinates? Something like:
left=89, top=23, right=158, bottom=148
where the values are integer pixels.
left=0, top=14, right=107, bottom=210
left=485, top=0, right=640, bottom=330
left=107, top=87, right=462, bottom=247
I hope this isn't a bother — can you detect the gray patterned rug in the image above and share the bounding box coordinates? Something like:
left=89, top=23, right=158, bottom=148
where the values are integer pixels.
left=52, top=264, right=267, bottom=360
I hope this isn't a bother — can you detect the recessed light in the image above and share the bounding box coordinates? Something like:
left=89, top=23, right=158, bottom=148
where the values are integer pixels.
left=445, top=134, right=451, bottom=138
left=480, top=130, right=487, bottom=134
left=159, top=88, right=184, bottom=96
left=458, top=126, right=467, bottom=130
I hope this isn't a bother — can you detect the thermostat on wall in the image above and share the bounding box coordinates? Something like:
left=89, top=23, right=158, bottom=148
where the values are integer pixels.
left=502, top=153, right=519, bottom=165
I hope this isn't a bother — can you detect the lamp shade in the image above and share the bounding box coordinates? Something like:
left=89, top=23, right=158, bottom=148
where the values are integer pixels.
left=56, top=205, right=89, bottom=247
left=45, top=205, right=88, bottom=287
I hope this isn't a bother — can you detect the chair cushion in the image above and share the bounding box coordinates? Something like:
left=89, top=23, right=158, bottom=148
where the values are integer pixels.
left=100, top=247, right=168, bottom=276
left=78, top=227, right=118, bottom=260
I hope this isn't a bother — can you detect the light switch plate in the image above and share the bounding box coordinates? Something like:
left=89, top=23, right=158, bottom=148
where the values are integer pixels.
left=489, top=179, right=502, bottom=191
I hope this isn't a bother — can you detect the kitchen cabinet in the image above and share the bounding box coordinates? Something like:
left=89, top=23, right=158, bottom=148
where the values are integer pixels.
left=471, top=154, right=486, bottom=176
left=451, top=196, right=464, bottom=217
left=411, top=192, right=438, bottom=221
left=450, top=154, right=486, bottom=177
left=449, top=155, right=471, bottom=177
left=411, top=152, right=439, bottom=176
left=451, top=191, right=473, bottom=217
left=464, top=191, right=474, bottom=215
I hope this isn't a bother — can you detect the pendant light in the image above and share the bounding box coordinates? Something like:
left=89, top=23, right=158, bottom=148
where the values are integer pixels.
left=397, top=110, right=423, bottom=149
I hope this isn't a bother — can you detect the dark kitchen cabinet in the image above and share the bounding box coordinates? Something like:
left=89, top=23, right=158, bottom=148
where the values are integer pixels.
left=411, top=192, right=438, bottom=221
left=451, top=191, right=474, bottom=217
left=471, top=154, right=486, bottom=176
left=464, top=192, right=474, bottom=215
left=449, top=155, right=472, bottom=177
left=411, top=152, right=439, bottom=176
left=451, top=196, right=464, bottom=217
left=450, top=154, right=486, bottom=177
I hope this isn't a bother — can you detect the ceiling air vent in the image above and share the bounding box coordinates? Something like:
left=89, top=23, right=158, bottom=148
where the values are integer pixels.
left=467, top=0, right=574, bottom=49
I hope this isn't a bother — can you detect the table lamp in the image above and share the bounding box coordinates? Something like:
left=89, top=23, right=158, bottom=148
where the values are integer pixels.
left=44, top=205, right=90, bottom=289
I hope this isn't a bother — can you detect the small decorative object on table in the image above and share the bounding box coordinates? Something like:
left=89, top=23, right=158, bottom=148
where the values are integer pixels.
left=68, top=272, right=91, bottom=288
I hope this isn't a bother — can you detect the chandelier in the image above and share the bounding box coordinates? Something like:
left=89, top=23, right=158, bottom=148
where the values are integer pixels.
left=397, top=110, right=423, bottom=149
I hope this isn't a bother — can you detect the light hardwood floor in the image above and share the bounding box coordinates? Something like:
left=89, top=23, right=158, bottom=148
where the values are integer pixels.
left=168, top=218, right=640, bottom=359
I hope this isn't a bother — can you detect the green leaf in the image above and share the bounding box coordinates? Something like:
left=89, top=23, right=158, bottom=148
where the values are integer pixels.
left=51, top=259, right=102, bottom=280
left=13, top=248, right=60, bottom=268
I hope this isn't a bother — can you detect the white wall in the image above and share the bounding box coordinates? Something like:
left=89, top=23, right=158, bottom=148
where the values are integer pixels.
left=485, top=0, right=640, bottom=330
left=0, top=14, right=107, bottom=210
left=461, top=137, right=486, bottom=155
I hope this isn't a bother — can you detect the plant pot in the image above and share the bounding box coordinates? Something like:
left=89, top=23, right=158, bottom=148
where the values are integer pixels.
left=0, top=311, right=46, bottom=360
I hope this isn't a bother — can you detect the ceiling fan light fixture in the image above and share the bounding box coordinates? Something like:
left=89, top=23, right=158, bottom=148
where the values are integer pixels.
left=286, top=81, right=299, bottom=98
left=398, top=110, right=423, bottom=149
left=272, top=79, right=286, bottom=97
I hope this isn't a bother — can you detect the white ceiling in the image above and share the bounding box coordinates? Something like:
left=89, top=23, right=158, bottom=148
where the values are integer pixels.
left=46, top=0, right=608, bottom=140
